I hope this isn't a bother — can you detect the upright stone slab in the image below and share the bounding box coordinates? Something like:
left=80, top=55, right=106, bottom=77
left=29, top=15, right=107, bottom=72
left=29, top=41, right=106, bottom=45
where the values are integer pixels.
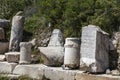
left=19, top=42, right=32, bottom=64
left=9, top=11, right=25, bottom=51
left=48, top=29, right=63, bottom=47
left=0, top=28, right=5, bottom=40
left=80, top=25, right=109, bottom=73
left=38, top=29, right=64, bottom=66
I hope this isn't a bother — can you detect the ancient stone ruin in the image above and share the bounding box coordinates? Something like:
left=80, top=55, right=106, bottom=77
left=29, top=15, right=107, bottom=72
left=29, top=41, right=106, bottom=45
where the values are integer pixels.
left=80, top=25, right=109, bottom=73
left=38, top=29, right=64, bottom=66
left=9, top=11, right=25, bottom=51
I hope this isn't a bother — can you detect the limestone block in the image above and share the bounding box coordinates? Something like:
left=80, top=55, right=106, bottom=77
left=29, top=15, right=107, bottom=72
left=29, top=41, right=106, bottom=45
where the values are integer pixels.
left=5, top=52, right=20, bottom=63
left=0, top=19, right=10, bottom=28
left=38, top=47, right=64, bottom=66
left=44, top=67, right=78, bottom=80
left=0, top=42, right=9, bottom=54
left=48, top=29, right=64, bottom=47
left=0, top=28, right=5, bottom=40
left=0, top=55, right=5, bottom=61
left=80, top=25, right=109, bottom=73
left=75, top=72, right=120, bottom=80
left=19, top=42, right=32, bottom=64
left=9, top=15, right=25, bottom=51
left=13, top=64, right=46, bottom=79
left=64, top=38, right=80, bottom=69
left=0, top=62, right=17, bottom=73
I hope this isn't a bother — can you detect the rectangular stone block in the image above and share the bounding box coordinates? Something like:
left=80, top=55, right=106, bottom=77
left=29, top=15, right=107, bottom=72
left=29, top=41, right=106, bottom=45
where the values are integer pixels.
left=5, top=52, right=20, bottom=63
left=0, top=62, right=17, bottom=73
left=0, top=28, right=5, bottom=40
left=80, top=25, right=109, bottom=73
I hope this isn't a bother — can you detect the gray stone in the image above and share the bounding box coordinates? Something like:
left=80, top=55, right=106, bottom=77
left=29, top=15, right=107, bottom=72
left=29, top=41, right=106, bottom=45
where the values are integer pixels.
left=64, top=38, right=80, bottom=69
left=19, top=42, right=32, bottom=64
left=0, top=28, right=5, bottom=40
left=9, top=14, right=25, bottom=51
left=0, top=55, right=5, bottom=61
left=0, top=19, right=10, bottom=28
left=80, top=25, right=109, bottom=73
left=13, top=64, right=46, bottom=79
left=38, top=47, right=64, bottom=66
left=0, top=62, right=17, bottom=73
left=48, top=29, right=64, bottom=47
left=0, top=42, right=9, bottom=54
left=5, top=52, right=20, bottom=63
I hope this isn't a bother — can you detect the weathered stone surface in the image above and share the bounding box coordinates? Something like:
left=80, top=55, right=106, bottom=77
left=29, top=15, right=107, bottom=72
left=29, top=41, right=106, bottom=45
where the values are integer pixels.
left=13, top=64, right=46, bottom=79
left=0, top=62, right=17, bottom=73
left=64, top=38, right=80, bottom=69
left=0, top=28, right=5, bottom=40
left=75, top=72, right=120, bottom=80
left=48, top=29, right=64, bottom=47
left=5, top=52, right=20, bottom=63
left=0, top=42, right=9, bottom=54
left=0, top=55, right=5, bottom=61
left=19, top=42, right=32, bottom=64
left=80, top=25, right=109, bottom=73
left=0, top=19, right=10, bottom=28
left=9, top=14, right=25, bottom=51
left=38, top=47, right=64, bottom=66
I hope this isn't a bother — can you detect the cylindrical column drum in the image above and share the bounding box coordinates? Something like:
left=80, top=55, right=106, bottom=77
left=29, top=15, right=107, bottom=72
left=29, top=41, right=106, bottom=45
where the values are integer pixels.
left=19, top=42, right=32, bottom=64
left=64, top=38, right=80, bottom=69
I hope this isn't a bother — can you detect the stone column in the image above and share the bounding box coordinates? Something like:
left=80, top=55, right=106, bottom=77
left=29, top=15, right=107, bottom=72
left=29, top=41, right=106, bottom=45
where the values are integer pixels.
left=80, top=25, right=109, bottom=73
left=64, top=38, right=80, bottom=69
left=9, top=11, right=25, bottom=51
left=19, top=42, right=32, bottom=64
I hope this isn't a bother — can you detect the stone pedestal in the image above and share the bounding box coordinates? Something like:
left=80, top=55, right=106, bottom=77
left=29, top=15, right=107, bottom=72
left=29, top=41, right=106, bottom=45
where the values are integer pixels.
left=19, top=42, right=32, bottom=64
left=9, top=15, right=25, bottom=51
left=0, top=28, right=5, bottom=40
left=80, top=25, right=109, bottom=73
left=39, top=29, right=64, bottom=66
left=5, top=52, right=20, bottom=63
left=64, top=38, right=80, bottom=69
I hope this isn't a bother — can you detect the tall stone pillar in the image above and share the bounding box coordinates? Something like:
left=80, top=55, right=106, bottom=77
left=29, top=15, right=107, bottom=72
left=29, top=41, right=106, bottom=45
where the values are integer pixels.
left=9, top=11, right=25, bottom=51
left=80, top=25, right=109, bottom=73
left=64, top=38, right=80, bottom=69
left=19, top=42, right=32, bottom=64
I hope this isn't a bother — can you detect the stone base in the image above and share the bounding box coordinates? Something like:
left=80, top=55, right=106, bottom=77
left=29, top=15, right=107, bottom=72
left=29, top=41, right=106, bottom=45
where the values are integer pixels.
left=0, top=62, right=17, bottom=73
left=13, top=64, right=120, bottom=80
left=5, top=52, right=20, bottom=63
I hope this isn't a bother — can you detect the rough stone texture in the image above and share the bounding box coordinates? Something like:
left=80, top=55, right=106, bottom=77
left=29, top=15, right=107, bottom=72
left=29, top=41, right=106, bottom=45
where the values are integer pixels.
left=9, top=15, right=25, bottom=51
left=19, top=42, right=32, bottom=64
left=0, top=28, right=5, bottom=40
left=64, top=38, right=80, bottom=69
left=80, top=25, right=109, bottom=73
left=75, top=72, right=120, bottom=80
left=38, top=29, right=64, bottom=66
left=0, top=42, right=9, bottom=54
left=0, top=55, right=5, bottom=61
left=38, top=47, right=64, bottom=66
left=0, top=19, right=10, bottom=28
left=13, top=64, right=46, bottom=79
left=0, top=62, right=17, bottom=73
left=48, top=29, right=64, bottom=47
left=5, top=52, right=20, bottom=63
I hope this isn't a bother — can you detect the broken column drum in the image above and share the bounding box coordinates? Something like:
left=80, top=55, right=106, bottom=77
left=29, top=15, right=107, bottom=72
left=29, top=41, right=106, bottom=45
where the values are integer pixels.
left=9, top=14, right=25, bottom=51
left=19, top=42, right=32, bottom=64
left=64, top=38, right=80, bottom=69
left=80, top=25, right=109, bottom=73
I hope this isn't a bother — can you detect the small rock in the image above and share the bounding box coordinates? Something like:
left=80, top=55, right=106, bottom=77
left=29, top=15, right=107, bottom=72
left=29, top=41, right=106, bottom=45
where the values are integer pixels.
left=111, top=69, right=120, bottom=76
left=106, top=69, right=111, bottom=74
left=0, top=55, right=5, bottom=61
